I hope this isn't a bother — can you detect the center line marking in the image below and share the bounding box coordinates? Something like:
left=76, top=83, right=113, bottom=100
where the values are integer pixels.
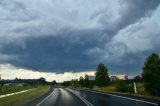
left=66, top=88, right=94, bottom=106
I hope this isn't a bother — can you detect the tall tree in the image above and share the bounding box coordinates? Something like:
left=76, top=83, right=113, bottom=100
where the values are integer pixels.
left=142, top=53, right=160, bottom=96
left=95, top=63, right=110, bottom=87
left=79, top=76, right=85, bottom=87
left=51, top=80, right=57, bottom=85
left=38, top=77, right=47, bottom=85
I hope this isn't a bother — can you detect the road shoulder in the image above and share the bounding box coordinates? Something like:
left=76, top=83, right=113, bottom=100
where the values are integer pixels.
left=25, top=86, right=53, bottom=106
left=73, top=88, right=160, bottom=105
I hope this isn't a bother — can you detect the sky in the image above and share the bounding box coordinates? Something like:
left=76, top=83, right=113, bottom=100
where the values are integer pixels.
left=0, top=0, right=160, bottom=81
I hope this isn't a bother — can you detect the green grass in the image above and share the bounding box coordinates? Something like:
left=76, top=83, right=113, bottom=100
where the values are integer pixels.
left=91, top=83, right=160, bottom=100
left=0, top=86, right=34, bottom=95
left=0, top=86, right=49, bottom=106
left=94, top=85, right=115, bottom=92
left=93, top=83, right=146, bottom=93
left=135, top=83, right=149, bottom=95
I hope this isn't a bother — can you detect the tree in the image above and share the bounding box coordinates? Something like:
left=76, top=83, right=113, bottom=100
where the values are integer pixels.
left=62, top=81, right=71, bottom=86
left=142, top=53, right=160, bottom=96
left=134, top=75, right=141, bottom=80
left=38, top=77, right=47, bottom=85
left=79, top=75, right=94, bottom=88
left=95, top=63, right=110, bottom=87
left=79, top=76, right=85, bottom=87
left=51, top=80, right=57, bottom=85
left=71, top=79, right=79, bottom=87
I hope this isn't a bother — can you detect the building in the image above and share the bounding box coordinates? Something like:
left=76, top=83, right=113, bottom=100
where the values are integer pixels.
left=116, top=74, right=128, bottom=80
left=88, top=75, right=95, bottom=81
left=0, top=80, right=22, bottom=86
left=110, top=76, right=118, bottom=81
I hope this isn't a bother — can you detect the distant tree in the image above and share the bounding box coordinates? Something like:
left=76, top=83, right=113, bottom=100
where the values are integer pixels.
left=142, top=53, right=160, bottom=96
left=79, top=76, right=85, bottom=87
left=38, top=77, right=47, bottom=85
left=78, top=75, right=94, bottom=88
left=71, top=79, right=79, bottom=87
left=62, top=81, right=71, bottom=86
left=134, top=75, right=141, bottom=80
left=51, top=80, right=57, bottom=85
left=0, top=84, right=2, bottom=93
left=84, top=74, right=89, bottom=87
left=95, top=63, right=110, bottom=87
left=15, top=77, right=18, bottom=80
left=84, top=74, right=94, bottom=88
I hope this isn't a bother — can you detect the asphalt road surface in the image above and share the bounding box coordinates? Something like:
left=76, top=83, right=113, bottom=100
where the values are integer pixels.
left=28, top=88, right=159, bottom=106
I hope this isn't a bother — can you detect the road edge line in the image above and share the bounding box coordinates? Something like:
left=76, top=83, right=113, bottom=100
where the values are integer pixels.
left=81, top=89, right=159, bottom=106
left=36, top=88, right=57, bottom=106
left=0, top=88, right=36, bottom=98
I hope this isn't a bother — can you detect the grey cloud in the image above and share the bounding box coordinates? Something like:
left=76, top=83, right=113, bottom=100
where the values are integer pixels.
left=0, top=0, right=26, bottom=10
left=0, top=0, right=34, bottom=22
left=117, top=0, right=160, bottom=28
left=92, top=0, right=160, bottom=33
left=0, top=0, right=160, bottom=75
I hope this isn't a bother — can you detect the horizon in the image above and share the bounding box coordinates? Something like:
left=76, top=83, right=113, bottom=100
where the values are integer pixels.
left=0, top=63, right=139, bottom=82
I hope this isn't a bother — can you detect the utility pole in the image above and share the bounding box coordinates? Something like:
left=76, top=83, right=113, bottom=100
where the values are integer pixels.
left=134, top=82, right=137, bottom=94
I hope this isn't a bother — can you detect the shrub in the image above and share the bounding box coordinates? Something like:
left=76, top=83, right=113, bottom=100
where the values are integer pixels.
left=115, top=80, right=133, bottom=93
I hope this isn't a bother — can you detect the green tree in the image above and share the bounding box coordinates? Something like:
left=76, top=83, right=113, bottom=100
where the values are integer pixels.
left=95, top=63, right=110, bottom=87
left=62, top=81, right=71, bottom=86
left=51, top=80, right=57, bottom=85
left=83, top=74, right=94, bottom=88
left=38, top=77, right=46, bottom=85
left=142, top=53, right=160, bottom=96
left=79, top=75, right=94, bottom=88
left=71, top=79, right=79, bottom=87
left=79, top=76, right=85, bottom=87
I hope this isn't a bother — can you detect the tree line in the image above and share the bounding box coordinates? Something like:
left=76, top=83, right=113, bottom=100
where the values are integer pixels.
left=62, top=53, right=160, bottom=96
left=62, top=63, right=110, bottom=88
left=14, top=77, right=57, bottom=86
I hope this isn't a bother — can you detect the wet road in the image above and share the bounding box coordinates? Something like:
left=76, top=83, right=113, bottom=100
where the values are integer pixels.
left=30, top=88, right=159, bottom=106
left=37, top=88, right=86, bottom=106
left=73, top=89, right=158, bottom=106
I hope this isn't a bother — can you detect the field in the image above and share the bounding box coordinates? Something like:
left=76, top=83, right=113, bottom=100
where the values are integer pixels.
left=0, top=85, right=34, bottom=95
left=0, top=86, right=49, bottom=106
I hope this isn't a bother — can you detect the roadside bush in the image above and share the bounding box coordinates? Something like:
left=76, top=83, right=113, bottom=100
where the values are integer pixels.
left=115, top=80, right=133, bottom=93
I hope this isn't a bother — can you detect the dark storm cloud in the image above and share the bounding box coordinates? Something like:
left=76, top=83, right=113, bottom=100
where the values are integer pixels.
left=117, top=0, right=160, bottom=29
left=92, top=0, right=160, bottom=33
left=0, top=0, right=160, bottom=74
left=0, top=31, right=104, bottom=72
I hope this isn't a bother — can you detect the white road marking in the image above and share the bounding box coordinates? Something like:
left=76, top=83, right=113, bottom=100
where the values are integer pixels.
left=0, top=88, right=36, bottom=98
left=66, top=88, right=94, bottom=106
left=36, top=88, right=57, bottom=106
left=81, top=89, right=159, bottom=106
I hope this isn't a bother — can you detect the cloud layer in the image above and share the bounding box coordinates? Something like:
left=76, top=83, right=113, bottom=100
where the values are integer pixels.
left=0, top=64, right=94, bottom=82
left=0, top=0, right=160, bottom=75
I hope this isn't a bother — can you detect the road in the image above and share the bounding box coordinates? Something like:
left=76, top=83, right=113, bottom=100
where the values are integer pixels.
left=28, top=88, right=159, bottom=106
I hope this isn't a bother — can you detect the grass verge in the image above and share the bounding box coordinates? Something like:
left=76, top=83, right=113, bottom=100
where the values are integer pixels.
left=0, top=86, right=34, bottom=95
left=91, top=83, right=160, bottom=100
left=78, top=83, right=160, bottom=100
left=0, top=86, right=49, bottom=106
